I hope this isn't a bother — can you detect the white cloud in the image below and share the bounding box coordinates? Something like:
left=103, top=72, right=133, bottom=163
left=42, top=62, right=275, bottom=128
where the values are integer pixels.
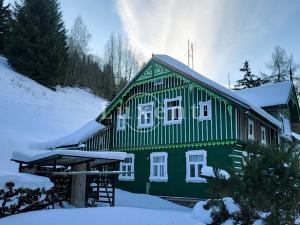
left=116, top=0, right=300, bottom=85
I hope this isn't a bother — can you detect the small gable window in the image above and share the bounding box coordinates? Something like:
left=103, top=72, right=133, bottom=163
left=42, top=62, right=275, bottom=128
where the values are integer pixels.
left=149, top=152, right=168, bottom=182
left=186, top=150, right=207, bottom=183
left=154, top=78, right=163, bottom=86
left=164, top=96, right=182, bottom=125
left=199, top=100, right=212, bottom=120
left=248, top=118, right=254, bottom=140
left=117, top=114, right=126, bottom=131
left=119, top=154, right=134, bottom=181
left=138, top=102, right=154, bottom=128
left=261, top=126, right=266, bottom=145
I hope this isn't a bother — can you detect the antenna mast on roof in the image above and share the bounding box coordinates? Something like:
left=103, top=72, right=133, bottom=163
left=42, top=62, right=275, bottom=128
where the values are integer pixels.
left=187, top=40, right=194, bottom=69
left=228, top=73, right=231, bottom=89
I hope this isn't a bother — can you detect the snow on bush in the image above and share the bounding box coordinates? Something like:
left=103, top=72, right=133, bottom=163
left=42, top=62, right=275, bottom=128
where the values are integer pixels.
left=191, top=200, right=213, bottom=224
left=0, top=171, right=53, bottom=191
left=0, top=171, right=61, bottom=218
left=201, top=166, right=230, bottom=180
left=192, top=198, right=241, bottom=225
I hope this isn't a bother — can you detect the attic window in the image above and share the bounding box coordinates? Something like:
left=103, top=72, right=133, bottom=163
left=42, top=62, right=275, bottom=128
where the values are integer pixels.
left=199, top=100, right=212, bottom=120
left=138, top=102, right=154, bottom=128
left=117, top=114, right=126, bottom=131
left=261, top=126, right=266, bottom=145
left=164, top=96, right=182, bottom=125
left=154, top=78, right=163, bottom=86
left=248, top=118, right=254, bottom=140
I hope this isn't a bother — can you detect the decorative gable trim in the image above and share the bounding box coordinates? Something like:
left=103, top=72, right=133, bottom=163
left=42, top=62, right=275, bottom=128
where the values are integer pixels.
left=112, top=140, right=238, bottom=152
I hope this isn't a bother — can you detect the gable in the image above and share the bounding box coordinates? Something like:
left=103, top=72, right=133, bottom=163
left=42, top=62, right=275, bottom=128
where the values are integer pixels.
left=97, top=55, right=281, bottom=129
left=236, top=81, right=293, bottom=108
left=97, top=59, right=234, bottom=123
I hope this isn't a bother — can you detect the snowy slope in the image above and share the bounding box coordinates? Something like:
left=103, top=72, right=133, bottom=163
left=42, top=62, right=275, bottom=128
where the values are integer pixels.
left=0, top=56, right=106, bottom=171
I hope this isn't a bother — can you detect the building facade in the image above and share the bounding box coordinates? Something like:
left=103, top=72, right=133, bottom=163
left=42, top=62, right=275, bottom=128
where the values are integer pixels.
left=77, top=55, right=299, bottom=199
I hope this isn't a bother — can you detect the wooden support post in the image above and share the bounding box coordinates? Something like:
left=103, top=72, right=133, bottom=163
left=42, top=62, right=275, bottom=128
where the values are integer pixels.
left=70, top=163, right=87, bottom=208
left=53, top=160, right=57, bottom=171
left=18, top=163, right=23, bottom=173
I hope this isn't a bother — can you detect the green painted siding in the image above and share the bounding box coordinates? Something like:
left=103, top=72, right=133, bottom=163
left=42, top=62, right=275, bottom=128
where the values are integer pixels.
left=117, top=145, right=235, bottom=199
left=109, top=71, right=237, bottom=150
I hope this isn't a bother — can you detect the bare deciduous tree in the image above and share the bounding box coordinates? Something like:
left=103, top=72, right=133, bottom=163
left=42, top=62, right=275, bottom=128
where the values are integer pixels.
left=264, top=46, right=299, bottom=82
left=68, top=15, right=91, bottom=55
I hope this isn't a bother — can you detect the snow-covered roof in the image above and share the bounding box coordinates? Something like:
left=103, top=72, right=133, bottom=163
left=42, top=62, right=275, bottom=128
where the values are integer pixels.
left=11, top=149, right=127, bottom=164
left=32, top=120, right=105, bottom=150
left=153, top=54, right=282, bottom=128
left=236, top=81, right=292, bottom=108
left=292, top=132, right=300, bottom=141
left=0, top=170, right=53, bottom=191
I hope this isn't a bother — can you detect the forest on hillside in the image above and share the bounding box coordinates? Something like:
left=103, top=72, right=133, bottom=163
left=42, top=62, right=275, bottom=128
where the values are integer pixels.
left=0, top=0, right=142, bottom=101
left=0, top=0, right=299, bottom=100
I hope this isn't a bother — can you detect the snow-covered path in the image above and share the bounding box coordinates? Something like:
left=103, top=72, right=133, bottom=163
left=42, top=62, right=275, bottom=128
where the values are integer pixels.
left=0, top=189, right=201, bottom=225
left=0, top=207, right=199, bottom=225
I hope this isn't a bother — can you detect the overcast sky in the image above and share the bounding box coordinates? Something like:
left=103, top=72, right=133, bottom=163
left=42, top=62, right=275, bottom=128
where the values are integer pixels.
left=5, top=0, right=300, bottom=86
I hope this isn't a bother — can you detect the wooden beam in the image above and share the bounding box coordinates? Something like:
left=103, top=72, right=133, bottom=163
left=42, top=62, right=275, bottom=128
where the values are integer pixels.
left=35, top=170, right=133, bottom=176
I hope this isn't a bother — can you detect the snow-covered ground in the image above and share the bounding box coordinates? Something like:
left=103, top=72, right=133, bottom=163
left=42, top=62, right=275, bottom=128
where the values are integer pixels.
left=0, top=189, right=197, bottom=225
left=0, top=56, right=106, bottom=171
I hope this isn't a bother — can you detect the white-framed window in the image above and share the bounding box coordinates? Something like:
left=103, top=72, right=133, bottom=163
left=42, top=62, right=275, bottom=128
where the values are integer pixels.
left=248, top=118, right=254, bottom=140
left=149, top=152, right=168, bottom=182
left=117, top=114, right=126, bottom=131
left=164, top=96, right=182, bottom=125
left=185, top=150, right=207, bottom=183
left=280, top=113, right=292, bottom=136
left=138, top=102, right=154, bottom=128
left=119, top=154, right=134, bottom=181
left=154, top=78, right=163, bottom=86
left=199, top=100, right=212, bottom=120
left=261, top=126, right=266, bottom=145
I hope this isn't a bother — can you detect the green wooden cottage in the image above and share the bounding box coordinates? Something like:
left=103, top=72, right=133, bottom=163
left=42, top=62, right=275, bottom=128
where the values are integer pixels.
left=35, top=54, right=300, bottom=200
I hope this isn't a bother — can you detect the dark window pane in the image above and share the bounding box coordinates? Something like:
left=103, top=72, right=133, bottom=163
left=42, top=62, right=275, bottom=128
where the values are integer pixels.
left=197, top=164, right=203, bottom=177
left=160, top=165, right=164, bottom=177
left=174, top=109, right=179, bottom=120
left=167, top=110, right=172, bottom=121
left=154, top=165, right=158, bottom=176
left=190, top=164, right=195, bottom=177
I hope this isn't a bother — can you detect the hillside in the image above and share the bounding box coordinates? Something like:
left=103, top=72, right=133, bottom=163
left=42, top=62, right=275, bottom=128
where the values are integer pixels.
left=0, top=56, right=107, bottom=171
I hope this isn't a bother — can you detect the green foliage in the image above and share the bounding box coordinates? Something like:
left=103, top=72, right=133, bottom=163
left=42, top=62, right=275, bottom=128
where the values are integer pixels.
left=0, top=0, right=11, bottom=54
left=205, top=199, right=230, bottom=225
left=0, top=181, right=62, bottom=218
left=208, top=144, right=300, bottom=225
left=5, top=0, right=68, bottom=89
left=234, top=60, right=264, bottom=90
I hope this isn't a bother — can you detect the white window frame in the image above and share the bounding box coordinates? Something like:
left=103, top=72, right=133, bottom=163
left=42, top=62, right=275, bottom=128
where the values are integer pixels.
left=149, top=152, right=168, bottom=182
left=248, top=118, right=254, bottom=140
left=117, top=114, right=126, bottom=131
left=261, top=126, right=267, bottom=145
left=199, top=100, right=212, bottom=120
left=138, top=102, right=154, bottom=128
left=185, top=150, right=207, bottom=183
left=163, top=96, right=182, bottom=125
left=154, top=78, right=163, bottom=86
left=119, top=154, right=135, bottom=181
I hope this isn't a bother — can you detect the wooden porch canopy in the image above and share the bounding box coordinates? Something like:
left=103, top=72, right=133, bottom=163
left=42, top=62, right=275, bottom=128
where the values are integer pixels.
left=11, top=149, right=127, bottom=167
left=11, top=149, right=127, bottom=208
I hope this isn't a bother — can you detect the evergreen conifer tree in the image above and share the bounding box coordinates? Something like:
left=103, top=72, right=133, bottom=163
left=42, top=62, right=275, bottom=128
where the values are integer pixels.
left=208, top=144, right=300, bottom=224
left=0, top=0, right=11, bottom=54
left=234, top=61, right=264, bottom=89
left=6, top=0, right=68, bottom=89
left=102, top=63, right=116, bottom=100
